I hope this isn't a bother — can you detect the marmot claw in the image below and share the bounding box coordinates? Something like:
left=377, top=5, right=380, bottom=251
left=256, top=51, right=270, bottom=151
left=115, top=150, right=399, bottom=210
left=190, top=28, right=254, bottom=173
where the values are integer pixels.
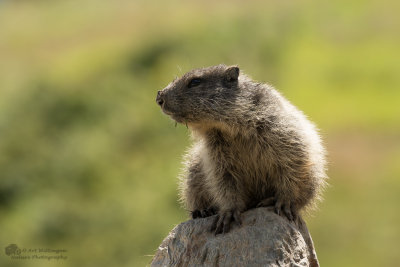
left=210, top=209, right=242, bottom=235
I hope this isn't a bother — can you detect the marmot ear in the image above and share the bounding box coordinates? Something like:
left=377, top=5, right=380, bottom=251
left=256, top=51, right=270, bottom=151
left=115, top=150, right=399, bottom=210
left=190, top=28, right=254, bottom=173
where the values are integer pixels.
left=225, top=65, right=240, bottom=82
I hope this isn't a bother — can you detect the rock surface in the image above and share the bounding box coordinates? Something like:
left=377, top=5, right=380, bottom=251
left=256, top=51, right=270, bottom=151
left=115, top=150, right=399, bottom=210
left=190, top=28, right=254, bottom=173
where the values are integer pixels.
left=151, top=207, right=319, bottom=267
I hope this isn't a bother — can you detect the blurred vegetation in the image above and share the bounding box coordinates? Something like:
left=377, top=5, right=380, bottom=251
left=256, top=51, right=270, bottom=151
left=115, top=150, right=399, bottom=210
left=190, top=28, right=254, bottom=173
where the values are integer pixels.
left=0, top=0, right=399, bottom=266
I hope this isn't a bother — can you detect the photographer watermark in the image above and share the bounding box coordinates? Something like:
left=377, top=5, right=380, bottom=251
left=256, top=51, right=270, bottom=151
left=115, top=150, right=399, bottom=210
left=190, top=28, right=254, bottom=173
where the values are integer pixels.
left=5, top=244, right=68, bottom=261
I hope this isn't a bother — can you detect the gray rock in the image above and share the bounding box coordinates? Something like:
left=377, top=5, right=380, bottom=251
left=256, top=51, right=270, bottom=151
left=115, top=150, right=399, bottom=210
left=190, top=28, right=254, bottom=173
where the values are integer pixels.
left=151, top=207, right=319, bottom=267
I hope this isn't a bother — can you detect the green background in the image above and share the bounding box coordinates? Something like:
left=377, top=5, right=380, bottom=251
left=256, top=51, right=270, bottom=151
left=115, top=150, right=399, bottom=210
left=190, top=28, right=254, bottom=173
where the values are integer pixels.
left=0, top=0, right=399, bottom=266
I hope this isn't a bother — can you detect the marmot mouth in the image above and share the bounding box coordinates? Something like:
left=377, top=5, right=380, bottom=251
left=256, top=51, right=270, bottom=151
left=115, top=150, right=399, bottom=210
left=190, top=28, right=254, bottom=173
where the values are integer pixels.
left=161, top=107, right=173, bottom=116
left=161, top=107, right=185, bottom=123
left=170, top=112, right=189, bottom=124
left=160, top=102, right=174, bottom=115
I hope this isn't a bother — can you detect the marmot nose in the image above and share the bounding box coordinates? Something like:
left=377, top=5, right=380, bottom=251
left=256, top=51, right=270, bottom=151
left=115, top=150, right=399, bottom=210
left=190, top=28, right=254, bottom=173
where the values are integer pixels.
left=156, top=91, right=164, bottom=106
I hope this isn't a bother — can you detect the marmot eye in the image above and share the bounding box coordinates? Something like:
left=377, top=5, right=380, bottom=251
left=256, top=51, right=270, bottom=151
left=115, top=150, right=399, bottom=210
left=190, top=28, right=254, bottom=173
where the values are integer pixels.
left=188, top=78, right=202, bottom=88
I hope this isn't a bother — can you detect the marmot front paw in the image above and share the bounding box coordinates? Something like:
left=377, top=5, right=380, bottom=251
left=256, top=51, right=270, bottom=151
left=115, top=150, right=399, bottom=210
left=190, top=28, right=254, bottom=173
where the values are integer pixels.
left=210, top=209, right=242, bottom=235
left=191, top=207, right=217, bottom=219
left=257, top=196, right=298, bottom=222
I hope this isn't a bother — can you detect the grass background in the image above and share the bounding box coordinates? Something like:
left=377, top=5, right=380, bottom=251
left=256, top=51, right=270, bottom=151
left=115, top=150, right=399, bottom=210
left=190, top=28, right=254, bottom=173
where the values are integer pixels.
left=0, top=0, right=399, bottom=266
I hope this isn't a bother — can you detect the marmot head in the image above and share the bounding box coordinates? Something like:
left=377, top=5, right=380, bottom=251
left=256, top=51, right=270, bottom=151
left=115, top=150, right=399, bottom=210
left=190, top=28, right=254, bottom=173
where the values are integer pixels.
left=156, top=64, right=240, bottom=125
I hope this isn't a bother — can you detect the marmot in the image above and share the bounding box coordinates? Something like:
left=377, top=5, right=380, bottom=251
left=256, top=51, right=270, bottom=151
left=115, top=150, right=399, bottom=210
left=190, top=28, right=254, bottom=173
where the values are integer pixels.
left=156, top=64, right=327, bottom=234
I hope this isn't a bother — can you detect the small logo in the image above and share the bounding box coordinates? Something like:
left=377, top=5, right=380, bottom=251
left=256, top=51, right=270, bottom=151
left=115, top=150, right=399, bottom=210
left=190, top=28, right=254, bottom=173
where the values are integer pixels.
left=5, top=244, right=21, bottom=256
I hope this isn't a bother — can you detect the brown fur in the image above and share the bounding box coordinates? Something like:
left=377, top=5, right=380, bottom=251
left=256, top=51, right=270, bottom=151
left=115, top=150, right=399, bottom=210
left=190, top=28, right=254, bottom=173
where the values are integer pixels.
left=156, top=64, right=327, bottom=234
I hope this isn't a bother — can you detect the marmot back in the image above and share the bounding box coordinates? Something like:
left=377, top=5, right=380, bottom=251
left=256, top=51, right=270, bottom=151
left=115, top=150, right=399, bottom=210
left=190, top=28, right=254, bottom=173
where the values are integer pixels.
left=156, top=64, right=327, bottom=234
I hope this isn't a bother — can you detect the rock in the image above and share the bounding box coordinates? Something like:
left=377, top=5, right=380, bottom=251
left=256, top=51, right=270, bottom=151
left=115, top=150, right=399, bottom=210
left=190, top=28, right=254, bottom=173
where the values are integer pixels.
left=151, top=207, right=319, bottom=267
